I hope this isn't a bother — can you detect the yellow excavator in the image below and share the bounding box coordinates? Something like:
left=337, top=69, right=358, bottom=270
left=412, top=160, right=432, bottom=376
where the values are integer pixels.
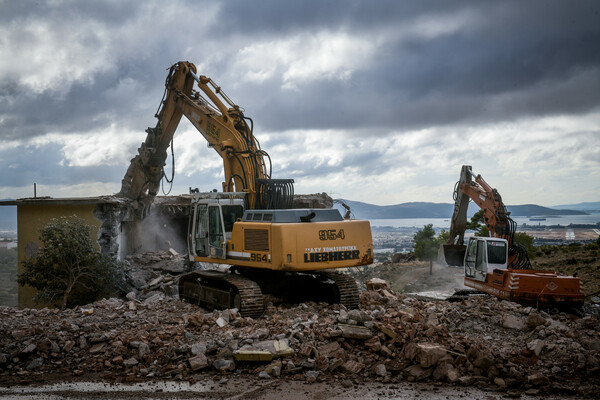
left=117, top=61, right=373, bottom=317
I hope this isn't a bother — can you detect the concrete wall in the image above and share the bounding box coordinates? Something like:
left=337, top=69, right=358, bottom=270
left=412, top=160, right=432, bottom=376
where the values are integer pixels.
left=17, top=203, right=102, bottom=308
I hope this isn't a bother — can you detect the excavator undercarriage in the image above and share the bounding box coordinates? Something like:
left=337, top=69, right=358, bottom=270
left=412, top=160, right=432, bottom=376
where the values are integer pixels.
left=178, top=268, right=359, bottom=318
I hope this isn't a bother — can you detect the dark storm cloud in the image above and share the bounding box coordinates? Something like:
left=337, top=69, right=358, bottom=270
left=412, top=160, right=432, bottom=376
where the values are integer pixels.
left=1, top=0, right=599, bottom=203
left=216, top=0, right=470, bottom=34
left=0, top=143, right=123, bottom=186
left=0, top=66, right=159, bottom=140
left=0, top=0, right=139, bottom=25
left=274, top=148, right=388, bottom=180
left=2, top=0, right=599, bottom=142
left=229, top=1, right=600, bottom=132
left=0, top=0, right=218, bottom=141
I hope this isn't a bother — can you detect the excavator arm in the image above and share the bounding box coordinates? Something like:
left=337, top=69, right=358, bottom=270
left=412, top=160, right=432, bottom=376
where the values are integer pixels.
left=452, top=166, right=511, bottom=240
left=117, top=61, right=292, bottom=217
left=117, top=62, right=196, bottom=216
left=443, top=165, right=530, bottom=268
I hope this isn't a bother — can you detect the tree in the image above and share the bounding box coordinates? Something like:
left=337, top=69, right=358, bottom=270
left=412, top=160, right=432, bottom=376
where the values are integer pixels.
left=18, top=216, right=122, bottom=310
left=467, top=210, right=489, bottom=236
left=437, top=229, right=450, bottom=244
left=514, top=232, right=535, bottom=260
left=413, top=224, right=441, bottom=261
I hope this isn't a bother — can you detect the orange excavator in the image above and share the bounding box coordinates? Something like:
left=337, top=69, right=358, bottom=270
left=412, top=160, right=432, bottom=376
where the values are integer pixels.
left=441, top=165, right=584, bottom=311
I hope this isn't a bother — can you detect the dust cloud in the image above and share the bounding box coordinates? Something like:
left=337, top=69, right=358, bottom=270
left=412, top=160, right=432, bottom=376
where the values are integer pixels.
left=120, top=212, right=188, bottom=259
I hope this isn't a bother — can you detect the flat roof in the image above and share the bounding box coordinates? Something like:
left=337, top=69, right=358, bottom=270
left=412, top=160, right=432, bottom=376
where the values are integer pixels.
left=0, top=195, right=192, bottom=207
left=0, top=196, right=127, bottom=206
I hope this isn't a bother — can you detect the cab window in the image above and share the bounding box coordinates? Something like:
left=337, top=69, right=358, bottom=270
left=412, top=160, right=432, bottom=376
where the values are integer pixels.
left=222, top=205, right=244, bottom=232
left=487, top=240, right=507, bottom=264
left=466, top=239, right=477, bottom=262
left=208, top=206, right=223, bottom=248
left=475, top=240, right=486, bottom=271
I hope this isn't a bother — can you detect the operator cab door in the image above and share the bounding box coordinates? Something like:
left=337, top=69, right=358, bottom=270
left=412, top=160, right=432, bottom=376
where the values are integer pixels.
left=464, top=237, right=509, bottom=282
left=190, top=203, right=226, bottom=259
left=464, top=238, right=487, bottom=282
left=207, top=205, right=226, bottom=258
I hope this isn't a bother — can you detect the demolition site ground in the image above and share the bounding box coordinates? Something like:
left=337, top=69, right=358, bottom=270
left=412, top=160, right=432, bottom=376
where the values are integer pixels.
left=1, top=247, right=599, bottom=399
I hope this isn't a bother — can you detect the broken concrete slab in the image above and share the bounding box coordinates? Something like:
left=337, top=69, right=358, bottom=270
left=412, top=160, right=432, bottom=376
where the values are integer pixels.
left=403, top=364, right=432, bottom=381
left=316, top=341, right=341, bottom=358
left=366, top=278, right=390, bottom=291
left=338, top=324, right=373, bottom=340
left=500, top=313, right=525, bottom=330
left=233, top=350, right=273, bottom=362
left=415, top=343, right=448, bottom=368
left=527, top=339, right=545, bottom=357
left=188, top=354, right=209, bottom=371
left=233, top=339, right=294, bottom=362
left=342, top=360, right=365, bottom=374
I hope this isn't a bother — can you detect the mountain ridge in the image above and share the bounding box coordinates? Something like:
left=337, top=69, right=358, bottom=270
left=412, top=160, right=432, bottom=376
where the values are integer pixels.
left=335, top=199, right=590, bottom=220
left=550, top=202, right=600, bottom=212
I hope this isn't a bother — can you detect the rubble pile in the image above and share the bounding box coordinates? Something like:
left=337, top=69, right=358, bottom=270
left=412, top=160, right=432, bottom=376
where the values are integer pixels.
left=120, top=250, right=188, bottom=297
left=0, top=278, right=598, bottom=396
left=291, top=193, right=333, bottom=209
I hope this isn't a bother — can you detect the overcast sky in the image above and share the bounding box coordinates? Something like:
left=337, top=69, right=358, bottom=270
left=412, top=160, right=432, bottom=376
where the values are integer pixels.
left=1, top=0, right=599, bottom=206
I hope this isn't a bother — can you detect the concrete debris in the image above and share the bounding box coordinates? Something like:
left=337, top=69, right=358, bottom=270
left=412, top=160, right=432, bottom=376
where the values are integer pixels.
left=291, top=193, right=333, bottom=209
left=121, top=250, right=188, bottom=297
left=500, top=313, right=525, bottom=330
left=0, top=277, right=598, bottom=397
left=258, top=370, right=271, bottom=379
left=366, top=278, right=390, bottom=291
left=188, top=354, right=208, bottom=371
left=233, top=350, right=273, bottom=362
left=338, top=324, right=373, bottom=340
left=374, top=363, right=387, bottom=377
left=233, top=339, right=293, bottom=364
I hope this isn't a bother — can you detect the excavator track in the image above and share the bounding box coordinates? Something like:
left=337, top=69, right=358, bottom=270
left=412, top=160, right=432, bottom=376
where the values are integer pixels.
left=321, top=271, right=360, bottom=310
left=232, top=267, right=360, bottom=310
left=179, top=269, right=360, bottom=317
left=178, top=270, right=264, bottom=318
left=221, top=272, right=264, bottom=318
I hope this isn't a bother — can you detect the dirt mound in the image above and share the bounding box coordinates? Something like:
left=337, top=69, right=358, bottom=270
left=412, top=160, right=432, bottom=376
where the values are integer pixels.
left=346, top=261, right=466, bottom=294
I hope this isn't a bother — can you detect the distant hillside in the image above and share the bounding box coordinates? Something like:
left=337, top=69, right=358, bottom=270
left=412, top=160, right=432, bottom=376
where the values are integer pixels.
left=336, top=199, right=587, bottom=219
left=551, top=202, right=600, bottom=212
left=335, top=200, right=454, bottom=219
left=505, top=204, right=587, bottom=217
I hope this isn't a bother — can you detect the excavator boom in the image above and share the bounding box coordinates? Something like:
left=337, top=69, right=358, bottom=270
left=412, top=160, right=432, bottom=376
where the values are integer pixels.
left=117, top=61, right=291, bottom=217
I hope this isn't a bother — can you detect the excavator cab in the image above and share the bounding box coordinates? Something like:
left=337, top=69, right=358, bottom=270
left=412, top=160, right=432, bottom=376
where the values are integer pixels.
left=188, top=194, right=245, bottom=260
left=464, top=237, right=508, bottom=281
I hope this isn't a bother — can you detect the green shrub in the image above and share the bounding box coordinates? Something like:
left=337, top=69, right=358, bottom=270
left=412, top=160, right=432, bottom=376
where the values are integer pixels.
left=413, top=224, right=440, bottom=261
left=18, top=216, right=123, bottom=310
